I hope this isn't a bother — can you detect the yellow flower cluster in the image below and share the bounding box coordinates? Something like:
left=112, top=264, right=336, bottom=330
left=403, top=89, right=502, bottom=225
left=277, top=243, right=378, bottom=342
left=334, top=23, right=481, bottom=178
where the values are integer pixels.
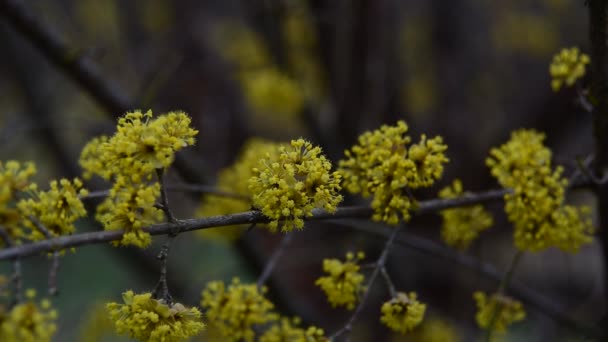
left=487, top=129, right=594, bottom=252
left=282, top=1, right=326, bottom=106
left=80, top=110, right=197, bottom=247
left=380, top=292, right=426, bottom=334
left=212, top=22, right=305, bottom=120
left=80, top=110, right=197, bottom=182
left=473, top=291, right=525, bottom=333
left=197, top=139, right=283, bottom=241
left=438, top=179, right=493, bottom=250
left=96, top=183, right=164, bottom=248
left=260, top=317, right=328, bottom=342
left=0, top=289, right=57, bottom=342
left=339, top=121, right=448, bottom=224
left=0, top=161, right=36, bottom=243
left=106, top=290, right=204, bottom=342
left=398, top=316, right=461, bottom=342
left=201, top=278, right=277, bottom=342
left=315, top=251, right=365, bottom=310
left=78, top=303, right=115, bottom=342
left=18, top=178, right=88, bottom=241
left=549, top=47, right=590, bottom=91
left=241, top=69, right=304, bottom=118
left=249, top=139, right=342, bottom=232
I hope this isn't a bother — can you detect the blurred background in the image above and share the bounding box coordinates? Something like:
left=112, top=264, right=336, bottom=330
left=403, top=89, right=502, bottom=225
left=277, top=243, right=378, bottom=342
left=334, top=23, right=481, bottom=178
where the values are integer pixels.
left=0, top=0, right=601, bottom=340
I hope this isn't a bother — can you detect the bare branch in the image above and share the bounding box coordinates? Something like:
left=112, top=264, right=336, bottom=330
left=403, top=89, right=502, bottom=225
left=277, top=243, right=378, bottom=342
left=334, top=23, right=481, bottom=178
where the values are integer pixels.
left=0, top=188, right=507, bottom=261
left=257, top=232, right=295, bottom=289
left=329, top=225, right=403, bottom=340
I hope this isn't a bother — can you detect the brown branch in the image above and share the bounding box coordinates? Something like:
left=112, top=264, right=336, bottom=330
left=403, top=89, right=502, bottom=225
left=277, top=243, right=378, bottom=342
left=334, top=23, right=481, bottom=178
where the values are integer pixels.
left=0, top=189, right=506, bottom=261
left=329, top=225, right=403, bottom=340
left=0, top=0, right=133, bottom=115
left=337, top=220, right=602, bottom=338
left=81, top=184, right=250, bottom=201
left=0, top=226, right=21, bottom=304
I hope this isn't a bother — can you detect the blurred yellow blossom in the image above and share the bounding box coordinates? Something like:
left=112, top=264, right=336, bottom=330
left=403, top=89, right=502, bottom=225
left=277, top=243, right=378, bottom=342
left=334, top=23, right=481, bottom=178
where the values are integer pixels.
left=473, top=291, right=525, bottom=334
left=549, top=47, right=590, bottom=91
left=201, top=278, right=277, bottom=342
left=380, top=292, right=426, bottom=334
left=0, top=289, right=57, bottom=342
left=18, top=178, right=88, bottom=241
left=260, top=317, right=328, bottom=342
left=487, top=129, right=594, bottom=252
left=197, top=139, right=283, bottom=242
left=0, top=161, right=36, bottom=244
left=438, top=179, right=493, bottom=250
left=315, top=251, right=365, bottom=310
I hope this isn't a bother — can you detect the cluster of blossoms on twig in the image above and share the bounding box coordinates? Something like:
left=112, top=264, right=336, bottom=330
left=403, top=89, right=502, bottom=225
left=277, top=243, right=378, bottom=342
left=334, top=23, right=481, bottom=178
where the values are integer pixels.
left=339, top=120, right=449, bottom=224
left=201, top=278, right=327, bottom=341
left=549, top=47, right=590, bottom=91
left=0, top=103, right=599, bottom=341
left=438, top=179, right=494, bottom=250
left=79, top=110, right=198, bottom=247
left=249, top=138, right=343, bottom=232
left=0, top=289, right=57, bottom=342
left=487, top=129, right=594, bottom=252
left=197, top=138, right=283, bottom=241
left=473, top=291, right=525, bottom=333
left=315, top=251, right=366, bottom=310
left=106, top=290, right=204, bottom=342
left=379, top=292, right=427, bottom=334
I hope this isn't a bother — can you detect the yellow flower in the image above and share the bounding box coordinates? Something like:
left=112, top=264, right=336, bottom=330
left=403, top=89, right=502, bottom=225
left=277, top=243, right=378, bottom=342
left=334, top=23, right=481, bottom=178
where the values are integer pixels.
left=315, top=251, right=365, bottom=310
left=197, top=139, right=283, bottom=242
left=106, top=290, right=204, bottom=342
left=473, top=291, right=525, bottom=334
left=18, top=179, right=88, bottom=241
left=241, top=68, right=304, bottom=118
left=0, top=289, right=57, bottom=342
left=201, top=278, right=277, bottom=342
left=396, top=316, right=461, bottom=342
left=339, top=121, right=448, bottom=224
left=79, top=110, right=197, bottom=183
left=380, top=292, right=426, bottom=334
left=549, top=47, right=590, bottom=91
left=0, top=161, right=37, bottom=244
left=260, top=317, right=328, bottom=342
left=249, top=138, right=342, bottom=232
left=0, top=160, right=36, bottom=203
left=97, top=182, right=164, bottom=248
left=438, top=179, right=493, bottom=250
left=78, top=303, right=115, bottom=342
left=487, top=129, right=594, bottom=252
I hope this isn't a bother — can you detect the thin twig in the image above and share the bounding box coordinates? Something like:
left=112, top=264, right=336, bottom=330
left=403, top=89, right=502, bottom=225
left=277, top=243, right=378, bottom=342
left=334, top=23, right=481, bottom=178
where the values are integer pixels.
left=27, top=215, right=62, bottom=296
left=380, top=266, right=397, bottom=298
left=331, top=220, right=601, bottom=338
left=156, top=168, right=177, bottom=223
left=152, top=235, right=175, bottom=304
left=485, top=250, right=524, bottom=342
left=48, top=251, right=60, bottom=296
left=329, top=225, right=403, bottom=341
left=0, top=188, right=507, bottom=261
left=0, top=226, right=21, bottom=304
left=80, top=184, right=250, bottom=201
left=257, top=232, right=295, bottom=289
